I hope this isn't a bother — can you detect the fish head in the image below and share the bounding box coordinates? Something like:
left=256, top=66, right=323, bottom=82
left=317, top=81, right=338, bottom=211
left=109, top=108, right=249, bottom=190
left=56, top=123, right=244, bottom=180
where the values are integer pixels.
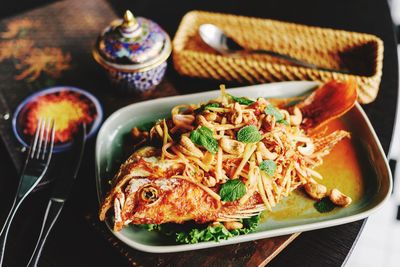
left=112, top=177, right=221, bottom=231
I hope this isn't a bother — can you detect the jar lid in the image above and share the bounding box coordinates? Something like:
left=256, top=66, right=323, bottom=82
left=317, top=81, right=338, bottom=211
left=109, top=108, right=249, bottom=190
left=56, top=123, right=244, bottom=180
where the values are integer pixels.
left=94, top=10, right=171, bottom=70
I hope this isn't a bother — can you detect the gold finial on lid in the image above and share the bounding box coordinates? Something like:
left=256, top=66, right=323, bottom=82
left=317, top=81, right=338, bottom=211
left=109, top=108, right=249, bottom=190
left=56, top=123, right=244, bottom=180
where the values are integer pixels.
left=122, top=10, right=137, bottom=28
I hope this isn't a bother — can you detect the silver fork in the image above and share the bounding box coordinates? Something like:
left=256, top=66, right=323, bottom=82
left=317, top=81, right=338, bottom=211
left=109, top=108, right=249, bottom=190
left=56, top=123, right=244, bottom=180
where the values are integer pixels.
left=0, top=118, right=55, bottom=267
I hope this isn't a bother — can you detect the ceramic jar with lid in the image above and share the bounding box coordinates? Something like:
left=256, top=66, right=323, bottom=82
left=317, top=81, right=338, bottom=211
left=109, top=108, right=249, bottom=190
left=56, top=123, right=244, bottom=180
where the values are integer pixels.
left=93, top=10, right=171, bottom=93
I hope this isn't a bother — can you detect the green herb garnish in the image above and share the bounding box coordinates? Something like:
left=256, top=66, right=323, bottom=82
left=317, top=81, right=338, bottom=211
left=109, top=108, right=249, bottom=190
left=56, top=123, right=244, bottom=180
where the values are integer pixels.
left=137, top=121, right=156, bottom=132
left=314, top=197, right=335, bottom=213
left=190, top=126, right=218, bottom=154
left=264, top=104, right=289, bottom=125
left=264, top=104, right=284, bottom=121
left=176, top=224, right=231, bottom=244
left=204, top=103, right=220, bottom=109
left=177, top=215, right=260, bottom=244
left=259, top=160, right=277, bottom=176
left=229, top=94, right=255, bottom=105
left=140, top=215, right=261, bottom=244
left=237, top=125, right=262, bottom=143
left=219, top=179, right=247, bottom=202
left=195, top=103, right=220, bottom=113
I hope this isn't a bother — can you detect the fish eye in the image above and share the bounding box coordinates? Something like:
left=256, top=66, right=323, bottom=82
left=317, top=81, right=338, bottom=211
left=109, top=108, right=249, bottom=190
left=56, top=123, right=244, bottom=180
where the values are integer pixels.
left=140, top=185, right=159, bottom=204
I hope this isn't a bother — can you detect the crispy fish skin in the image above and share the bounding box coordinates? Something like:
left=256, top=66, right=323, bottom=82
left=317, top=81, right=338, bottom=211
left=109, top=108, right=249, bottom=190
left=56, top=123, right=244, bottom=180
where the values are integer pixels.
left=114, top=178, right=221, bottom=231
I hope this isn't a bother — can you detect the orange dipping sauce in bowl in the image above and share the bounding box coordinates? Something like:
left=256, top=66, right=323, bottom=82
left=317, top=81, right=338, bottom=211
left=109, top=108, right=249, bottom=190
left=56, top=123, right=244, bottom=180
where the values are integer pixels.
left=13, top=86, right=102, bottom=152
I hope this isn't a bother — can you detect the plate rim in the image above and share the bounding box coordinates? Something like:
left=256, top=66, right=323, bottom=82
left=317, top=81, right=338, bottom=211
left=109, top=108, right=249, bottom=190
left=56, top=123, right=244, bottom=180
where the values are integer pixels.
left=95, top=81, right=392, bottom=253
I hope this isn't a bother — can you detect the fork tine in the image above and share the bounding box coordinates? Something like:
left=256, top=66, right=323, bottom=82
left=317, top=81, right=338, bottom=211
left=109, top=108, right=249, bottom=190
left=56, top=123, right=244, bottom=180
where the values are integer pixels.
left=48, top=120, right=56, bottom=157
left=35, top=118, right=47, bottom=159
left=41, top=119, right=51, bottom=160
left=29, top=118, right=43, bottom=159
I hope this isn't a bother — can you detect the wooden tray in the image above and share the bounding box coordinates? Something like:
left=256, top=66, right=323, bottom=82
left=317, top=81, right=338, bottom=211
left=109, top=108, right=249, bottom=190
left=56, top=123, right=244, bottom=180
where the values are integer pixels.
left=85, top=213, right=300, bottom=267
left=172, top=10, right=384, bottom=104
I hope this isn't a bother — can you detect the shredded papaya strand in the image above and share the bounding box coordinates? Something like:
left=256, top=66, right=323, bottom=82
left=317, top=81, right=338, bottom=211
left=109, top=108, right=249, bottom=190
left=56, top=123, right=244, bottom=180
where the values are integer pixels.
left=187, top=156, right=210, bottom=172
left=219, top=117, right=227, bottom=136
left=232, top=143, right=256, bottom=179
left=257, top=173, right=272, bottom=211
left=162, top=142, right=177, bottom=159
left=171, top=104, right=191, bottom=116
left=213, top=123, right=246, bottom=131
left=261, top=172, right=276, bottom=207
left=285, top=169, right=292, bottom=196
left=305, top=167, right=323, bottom=179
left=161, top=119, right=168, bottom=160
left=239, top=163, right=258, bottom=205
left=216, top=147, right=223, bottom=182
left=171, top=146, right=191, bottom=166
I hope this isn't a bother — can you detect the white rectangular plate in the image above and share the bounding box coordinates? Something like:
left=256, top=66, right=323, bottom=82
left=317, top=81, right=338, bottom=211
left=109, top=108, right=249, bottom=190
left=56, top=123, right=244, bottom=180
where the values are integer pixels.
left=95, top=81, right=392, bottom=253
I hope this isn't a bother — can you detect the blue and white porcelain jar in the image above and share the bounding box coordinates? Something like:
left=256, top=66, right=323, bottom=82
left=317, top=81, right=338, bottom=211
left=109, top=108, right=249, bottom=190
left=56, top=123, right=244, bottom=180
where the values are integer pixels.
left=93, top=10, right=171, bottom=93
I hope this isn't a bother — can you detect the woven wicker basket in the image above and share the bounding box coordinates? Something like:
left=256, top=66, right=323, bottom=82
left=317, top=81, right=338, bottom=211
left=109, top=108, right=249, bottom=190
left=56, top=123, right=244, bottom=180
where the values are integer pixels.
left=172, top=11, right=384, bottom=104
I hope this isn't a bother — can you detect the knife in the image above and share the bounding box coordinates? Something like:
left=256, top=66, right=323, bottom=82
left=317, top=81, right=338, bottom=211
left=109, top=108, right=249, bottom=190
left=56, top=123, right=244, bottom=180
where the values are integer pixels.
left=27, top=123, right=86, bottom=267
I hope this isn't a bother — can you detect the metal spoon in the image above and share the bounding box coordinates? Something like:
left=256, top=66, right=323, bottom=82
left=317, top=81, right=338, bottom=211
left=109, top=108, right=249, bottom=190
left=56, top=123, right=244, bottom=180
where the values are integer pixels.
left=199, top=24, right=348, bottom=73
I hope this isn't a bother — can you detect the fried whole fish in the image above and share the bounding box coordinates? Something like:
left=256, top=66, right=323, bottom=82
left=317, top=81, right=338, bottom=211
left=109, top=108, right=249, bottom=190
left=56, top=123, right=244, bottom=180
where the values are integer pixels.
left=100, top=80, right=357, bottom=232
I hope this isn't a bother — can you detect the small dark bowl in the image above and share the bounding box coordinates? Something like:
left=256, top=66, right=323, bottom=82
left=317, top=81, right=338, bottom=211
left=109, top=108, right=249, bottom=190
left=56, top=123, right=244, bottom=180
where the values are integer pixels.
left=12, top=86, right=103, bottom=153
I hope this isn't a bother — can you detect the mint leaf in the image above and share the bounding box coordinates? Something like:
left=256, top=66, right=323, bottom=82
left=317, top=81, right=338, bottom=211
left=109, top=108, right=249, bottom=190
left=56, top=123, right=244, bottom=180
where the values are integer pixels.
left=264, top=104, right=284, bottom=121
left=198, top=126, right=213, bottom=136
left=229, top=94, right=255, bottom=105
left=204, top=103, right=220, bottom=110
left=137, top=121, right=156, bottom=132
left=277, top=119, right=289, bottom=125
left=219, top=179, right=246, bottom=201
left=195, top=103, right=220, bottom=114
left=259, top=160, right=277, bottom=176
left=237, top=125, right=262, bottom=143
left=190, top=126, right=218, bottom=154
left=314, top=197, right=335, bottom=213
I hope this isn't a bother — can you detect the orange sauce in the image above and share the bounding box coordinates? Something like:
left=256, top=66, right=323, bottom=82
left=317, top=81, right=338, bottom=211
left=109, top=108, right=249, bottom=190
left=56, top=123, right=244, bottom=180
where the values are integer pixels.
left=23, top=90, right=96, bottom=143
left=261, top=118, right=364, bottom=221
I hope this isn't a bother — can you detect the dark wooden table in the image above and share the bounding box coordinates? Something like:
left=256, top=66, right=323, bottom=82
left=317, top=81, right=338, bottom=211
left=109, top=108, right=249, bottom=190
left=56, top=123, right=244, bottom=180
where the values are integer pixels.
left=0, top=0, right=398, bottom=266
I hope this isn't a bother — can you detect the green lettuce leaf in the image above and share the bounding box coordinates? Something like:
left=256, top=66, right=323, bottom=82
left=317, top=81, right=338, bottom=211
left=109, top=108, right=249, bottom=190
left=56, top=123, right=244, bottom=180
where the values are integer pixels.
left=139, top=215, right=261, bottom=244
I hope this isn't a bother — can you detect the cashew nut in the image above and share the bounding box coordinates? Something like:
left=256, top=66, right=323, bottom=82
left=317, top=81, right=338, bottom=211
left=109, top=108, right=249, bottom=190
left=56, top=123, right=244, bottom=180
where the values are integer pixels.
left=196, top=114, right=214, bottom=127
left=280, top=109, right=291, bottom=121
left=230, top=102, right=243, bottom=124
left=202, top=176, right=217, bottom=187
left=290, top=107, right=303, bottom=126
left=223, top=221, right=243, bottom=230
left=257, top=142, right=278, bottom=160
left=304, top=179, right=327, bottom=200
left=180, top=135, right=204, bottom=158
left=172, top=114, right=195, bottom=126
left=298, top=141, right=315, bottom=156
left=220, top=138, right=245, bottom=155
left=203, top=111, right=217, bottom=122
left=329, top=188, right=352, bottom=207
